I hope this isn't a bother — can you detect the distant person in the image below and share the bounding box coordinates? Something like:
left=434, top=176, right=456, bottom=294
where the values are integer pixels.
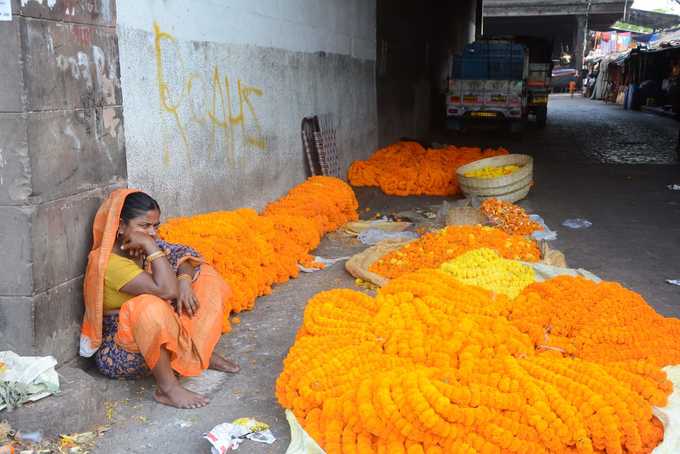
left=569, top=80, right=577, bottom=98
left=80, top=190, right=239, bottom=409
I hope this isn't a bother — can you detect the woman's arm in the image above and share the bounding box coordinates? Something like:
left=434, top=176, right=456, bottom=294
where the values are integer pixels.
left=119, top=232, right=178, bottom=300
left=176, top=261, right=199, bottom=317
left=155, top=239, right=202, bottom=272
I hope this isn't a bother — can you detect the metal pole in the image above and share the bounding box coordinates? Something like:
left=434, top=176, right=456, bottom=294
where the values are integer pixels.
left=623, top=0, right=628, bottom=21
left=475, top=0, right=484, bottom=40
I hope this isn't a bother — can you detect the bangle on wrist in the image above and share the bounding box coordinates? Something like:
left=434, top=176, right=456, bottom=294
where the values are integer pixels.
left=147, top=251, right=165, bottom=263
left=178, top=273, right=193, bottom=282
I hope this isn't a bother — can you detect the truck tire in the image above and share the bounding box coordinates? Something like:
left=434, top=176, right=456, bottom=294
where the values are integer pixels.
left=536, top=107, right=547, bottom=128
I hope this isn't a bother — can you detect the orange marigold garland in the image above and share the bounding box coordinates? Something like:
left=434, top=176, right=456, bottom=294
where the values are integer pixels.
left=481, top=198, right=543, bottom=236
left=369, top=225, right=541, bottom=279
left=159, top=177, right=359, bottom=331
left=263, top=176, right=359, bottom=234
left=511, top=276, right=680, bottom=367
left=277, top=271, right=671, bottom=454
left=348, top=142, right=509, bottom=196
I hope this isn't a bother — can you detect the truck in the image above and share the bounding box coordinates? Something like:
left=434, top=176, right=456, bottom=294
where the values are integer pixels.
left=446, top=37, right=553, bottom=131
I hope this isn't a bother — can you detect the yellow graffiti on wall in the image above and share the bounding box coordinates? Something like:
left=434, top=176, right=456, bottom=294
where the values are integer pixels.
left=153, top=22, right=266, bottom=167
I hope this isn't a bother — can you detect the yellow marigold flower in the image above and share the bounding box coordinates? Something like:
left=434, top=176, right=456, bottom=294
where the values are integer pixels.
left=464, top=164, right=520, bottom=179
left=439, top=248, right=534, bottom=298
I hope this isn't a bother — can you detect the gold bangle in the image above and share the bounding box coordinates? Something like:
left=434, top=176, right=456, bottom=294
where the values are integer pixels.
left=147, top=251, right=165, bottom=263
left=177, top=273, right=193, bottom=282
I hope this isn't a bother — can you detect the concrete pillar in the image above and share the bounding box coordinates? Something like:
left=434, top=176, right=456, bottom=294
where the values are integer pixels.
left=575, top=15, right=587, bottom=74
left=0, top=1, right=126, bottom=363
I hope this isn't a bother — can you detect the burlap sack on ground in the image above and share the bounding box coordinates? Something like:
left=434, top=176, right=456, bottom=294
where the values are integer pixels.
left=446, top=207, right=489, bottom=226
left=539, top=241, right=567, bottom=268
left=342, top=220, right=411, bottom=235
left=344, top=239, right=413, bottom=287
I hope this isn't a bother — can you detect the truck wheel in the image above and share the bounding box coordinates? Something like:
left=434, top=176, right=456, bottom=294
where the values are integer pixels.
left=536, top=107, right=547, bottom=128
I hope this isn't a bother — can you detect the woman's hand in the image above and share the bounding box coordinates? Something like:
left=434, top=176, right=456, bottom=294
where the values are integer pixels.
left=121, top=231, right=157, bottom=258
left=176, top=279, right=199, bottom=317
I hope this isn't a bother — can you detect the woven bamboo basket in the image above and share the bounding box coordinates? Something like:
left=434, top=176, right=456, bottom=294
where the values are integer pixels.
left=457, top=154, right=533, bottom=203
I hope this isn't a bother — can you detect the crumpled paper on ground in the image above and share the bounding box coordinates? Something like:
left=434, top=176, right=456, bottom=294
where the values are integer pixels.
left=0, top=351, right=59, bottom=411
left=204, top=418, right=275, bottom=453
left=653, top=365, right=680, bottom=453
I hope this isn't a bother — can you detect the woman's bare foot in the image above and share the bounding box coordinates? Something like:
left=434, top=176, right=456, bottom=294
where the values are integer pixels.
left=209, top=353, right=240, bottom=373
left=153, top=384, right=209, bottom=409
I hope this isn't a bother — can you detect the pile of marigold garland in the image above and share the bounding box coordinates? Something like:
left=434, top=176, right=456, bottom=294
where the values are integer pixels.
left=348, top=142, right=508, bottom=196
left=277, top=264, right=679, bottom=453
left=159, top=176, right=358, bottom=331
left=369, top=225, right=541, bottom=280
left=481, top=198, right=543, bottom=236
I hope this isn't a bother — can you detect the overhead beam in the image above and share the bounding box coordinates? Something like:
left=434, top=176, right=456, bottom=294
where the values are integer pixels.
left=484, top=1, right=625, bottom=17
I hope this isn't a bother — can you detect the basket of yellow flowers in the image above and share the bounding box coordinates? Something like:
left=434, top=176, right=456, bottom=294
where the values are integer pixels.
left=457, top=154, right=533, bottom=202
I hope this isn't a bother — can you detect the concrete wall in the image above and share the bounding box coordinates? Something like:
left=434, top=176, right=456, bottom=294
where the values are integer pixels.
left=0, top=0, right=125, bottom=362
left=116, top=0, right=378, bottom=217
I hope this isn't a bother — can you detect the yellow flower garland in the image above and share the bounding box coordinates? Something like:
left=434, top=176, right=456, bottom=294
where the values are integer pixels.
left=439, top=248, right=535, bottom=299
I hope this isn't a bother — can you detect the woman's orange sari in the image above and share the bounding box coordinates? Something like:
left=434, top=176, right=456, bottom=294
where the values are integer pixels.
left=80, top=188, right=229, bottom=376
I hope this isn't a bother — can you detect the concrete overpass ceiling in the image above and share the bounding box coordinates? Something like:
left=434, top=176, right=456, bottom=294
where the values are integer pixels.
left=485, top=15, right=577, bottom=55
left=483, top=0, right=626, bottom=17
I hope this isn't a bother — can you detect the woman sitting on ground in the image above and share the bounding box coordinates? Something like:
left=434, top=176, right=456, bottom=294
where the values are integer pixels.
left=80, top=189, right=239, bottom=409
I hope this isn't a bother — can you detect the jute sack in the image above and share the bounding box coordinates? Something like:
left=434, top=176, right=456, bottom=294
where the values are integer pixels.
left=446, top=207, right=489, bottom=226
left=344, top=239, right=413, bottom=287
left=343, top=220, right=411, bottom=235
left=539, top=241, right=567, bottom=268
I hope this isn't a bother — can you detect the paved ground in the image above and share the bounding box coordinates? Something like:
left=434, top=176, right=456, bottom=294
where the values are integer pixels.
left=433, top=94, right=678, bottom=164
left=81, top=95, right=680, bottom=453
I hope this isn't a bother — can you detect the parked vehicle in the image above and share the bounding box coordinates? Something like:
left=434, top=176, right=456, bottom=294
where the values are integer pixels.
left=447, top=37, right=552, bottom=131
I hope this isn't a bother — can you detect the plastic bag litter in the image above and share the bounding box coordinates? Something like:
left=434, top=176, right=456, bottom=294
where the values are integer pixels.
left=204, top=418, right=275, bottom=453
left=668, top=184, right=680, bottom=191
left=529, top=214, right=557, bottom=241
left=357, top=229, right=419, bottom=246
left=298, top=256, right=350, bottom=273
left=0, top=351, right=59, bottom=412
left=667, top=280, right=680, bottom=286
left=561, top=218, right=592, bottom=229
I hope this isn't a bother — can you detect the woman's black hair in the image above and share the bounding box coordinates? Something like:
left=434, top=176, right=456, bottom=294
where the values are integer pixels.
left=121, top=192, right=160, bottom=222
